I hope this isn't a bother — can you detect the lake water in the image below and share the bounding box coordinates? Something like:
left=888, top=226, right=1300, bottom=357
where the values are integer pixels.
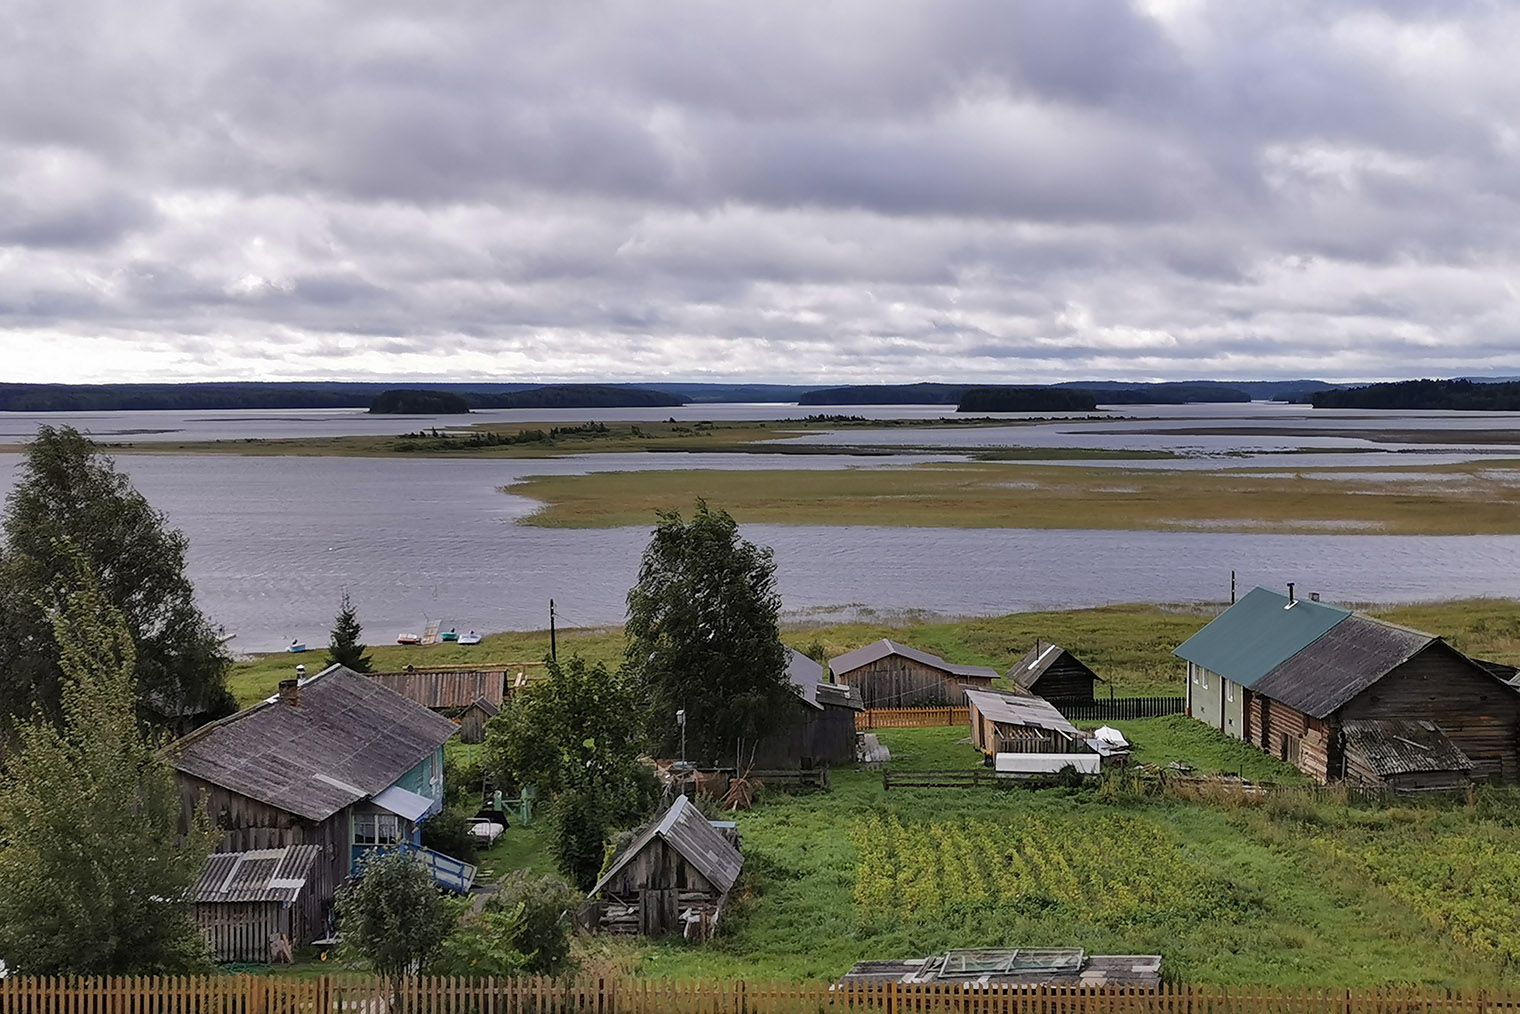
left=2, top=450, right=1516, bottom=653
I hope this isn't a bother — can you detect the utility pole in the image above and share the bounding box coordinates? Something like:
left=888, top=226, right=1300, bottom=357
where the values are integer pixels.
left=549, top=599, right=557, bottom=661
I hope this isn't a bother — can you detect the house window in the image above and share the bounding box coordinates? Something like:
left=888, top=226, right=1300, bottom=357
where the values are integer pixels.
left=1280, top=734, right=1301, bottom=767
left=353, top=813, right=402, bottom=846
left=1191, top=665, right=1199, bottom=686
left=1201, top=670, right=1209, bottom=690
left=1226, top=683, right=1234, bottom=703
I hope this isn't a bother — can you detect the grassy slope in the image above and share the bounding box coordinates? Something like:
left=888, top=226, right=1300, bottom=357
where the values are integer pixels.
left=508, top=462, right=1520, bottom=534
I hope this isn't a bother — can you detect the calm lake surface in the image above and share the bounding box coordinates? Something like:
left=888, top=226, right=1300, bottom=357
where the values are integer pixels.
left=2, top=448, right=1517, bottom=652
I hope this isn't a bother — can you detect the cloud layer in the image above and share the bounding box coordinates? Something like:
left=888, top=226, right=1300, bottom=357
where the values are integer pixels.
left=4, top=0, right=1520, bottom=383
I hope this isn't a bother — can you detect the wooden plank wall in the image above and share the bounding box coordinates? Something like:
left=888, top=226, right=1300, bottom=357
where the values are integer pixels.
left=193, top=902, right=286, bottom=963
left=5, top=974, right=1520, bottom=1014
left=857, top=706, right=970, bottom=729
left=368, top=670, right=505, bottom=710
left=840, top=656, right=992, bottom=709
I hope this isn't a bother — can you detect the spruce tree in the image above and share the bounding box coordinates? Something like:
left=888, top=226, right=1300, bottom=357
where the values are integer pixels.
left=326, top=589, right=373, bottom=672
left=0, top=555, right=216, bottom=974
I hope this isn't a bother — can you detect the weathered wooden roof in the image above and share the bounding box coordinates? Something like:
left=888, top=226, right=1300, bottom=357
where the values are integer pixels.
left=463, top=696, right=501, bottom=717
left=964, top=689, right=1081, bottom=736
left=1249, top=615, right=1440, bottom=718
left=1008, top=644, right=1104, bottom=689
left=829, top=639, right=1000, bottom=682
left=1173, top=587, right=1350, bottom=688
left=1342, top=720, right=1473, bottom=777
left=191, top=845, right=321, bottom=905
left=786, top=646, right=864, bottom=711
left=1473, top=657, right=1520, bottom=682
left=590, top=795, right=743, bottom=898
left=166, top=665, right=459, bottom=822
left=838, top=949, right=1161, bottom=988
left=368, top=669, right=506, bottom=710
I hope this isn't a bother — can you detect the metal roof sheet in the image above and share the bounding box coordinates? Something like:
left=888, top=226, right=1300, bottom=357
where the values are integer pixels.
left=1249, top=615, right=1437, bottom=718
left=1008, top=644, right=1103, bottom=688
left=373, top=784, right=437, bottom=823
left=589, top=795, right=743, bottom=898
left=837, top=951, right=1161, bottom=988
left=167, top=665, right=459, bottom=822
left=1173, top=587, right=1350, bottom=688
left=785, top=646, right=864, bottom=711
left=964, top=689, right=1081, bottom=736
left=829, top=639, right=1000, bottom=681
left=191, top=845, right=321, bottom=905
left=1342, top=719, right=1473, bottom=777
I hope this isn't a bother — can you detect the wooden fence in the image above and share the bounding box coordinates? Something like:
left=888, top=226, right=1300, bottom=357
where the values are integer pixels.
left=4, top=977, right=1520, bottom=1014
left=1050, top=697, right=1185, bottom=722
left=857, top=707, right=970, bottom=730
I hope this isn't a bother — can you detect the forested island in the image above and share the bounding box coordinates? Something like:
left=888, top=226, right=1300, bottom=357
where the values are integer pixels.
left=369, top=390, right=471, bottom=414
left=1310, top=379, right=1520, bottom=411
left=956, top=387, right=1099, bottom=412
left=464, top=384, right=683, bottom=409
left=805, top=381, right=1252, bottom=407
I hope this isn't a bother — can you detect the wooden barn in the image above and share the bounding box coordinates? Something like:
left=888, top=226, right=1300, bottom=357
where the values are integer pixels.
left=1008, top=643, right=1105, bottom=701
left=829, top=639, right=999, bottom=710
left=965, top=689, right=1091, bottom=756
left=1341, top=720, right=1474, bottom=793
left=457, top=697, right=500, bottom=744
left=749, top=647, right=863, bottom=769
left=582, top=795, right=743, bottom=941
left=1177, top=587, right=1520, bottom=784
left=368, top=668, right=507, bottom=711
left=165, top=664, right=466, bottom=942
left=191, top=845, right=320, bottom=963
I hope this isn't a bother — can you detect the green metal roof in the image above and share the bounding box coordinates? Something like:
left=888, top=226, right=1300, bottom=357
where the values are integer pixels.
left=1173, top=587, right=1350, bottom=688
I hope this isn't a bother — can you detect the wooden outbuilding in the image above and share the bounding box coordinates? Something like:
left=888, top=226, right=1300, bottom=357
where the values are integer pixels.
left=965, top=688, right=1093, bottom=759
left=165, top=665, right=466, bottom=942
left=582, top=795, right=743, bottom=941
left=191, top=845, right=321, bottom=963
left=829, top=639, right=999, bottom=710
left=368, top=668, right=506, bottom=710
left=1341, top=719, right=1474, bottom=793
left=749, top=647, right=863, bottom=769
left=1008, top=643, right=1104, bottom=702
left=457, top=697, right=500, bottom=744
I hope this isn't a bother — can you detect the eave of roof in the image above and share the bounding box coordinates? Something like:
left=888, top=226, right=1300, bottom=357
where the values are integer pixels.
left=1249, top=615, right=1439, bottom=718
left=829, top=639, right=999, bottom=681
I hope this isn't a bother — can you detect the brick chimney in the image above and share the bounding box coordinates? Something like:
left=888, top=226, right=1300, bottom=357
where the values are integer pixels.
left=278, top=678, right=301, bottom=708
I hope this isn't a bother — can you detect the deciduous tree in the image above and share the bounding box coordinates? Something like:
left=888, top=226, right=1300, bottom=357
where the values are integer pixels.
left=336, top=851, right=457, bottom=984
left=0, top=426, right=235, bottom=734
left=623, top=500, right=794, bottom=766
left=0, top=556, right=216, bottom=974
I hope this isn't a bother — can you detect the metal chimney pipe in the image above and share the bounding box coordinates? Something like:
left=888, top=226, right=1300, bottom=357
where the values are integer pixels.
left=1286, top=582, right=1296, bottom=604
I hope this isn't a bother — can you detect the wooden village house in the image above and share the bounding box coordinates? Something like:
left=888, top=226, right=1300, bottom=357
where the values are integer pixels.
left=190, top=844, right=321, bottom=963
left=164, top=664, right=469, bottom=945
left=1176, top=586, right=1520, bottom=785
left=829, top=639, right=999, bottom=710
left=1008, top=643, right=1105, bottom=702
left=581, top=795, right=743, bottom=941
left=748, top=647, right=863, bottom=769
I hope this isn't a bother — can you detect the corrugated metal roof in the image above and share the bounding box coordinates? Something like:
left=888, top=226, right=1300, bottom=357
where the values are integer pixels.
left=829, top=639, right=1000, bottom=681
left=1008, top=644, right=1103, bottom=689
left=964, top=689, right=1080, bottom=736
left=1342, top=720, right=1473, bottom=777
left=191, top=845, right=321, bottom=904
left=1173, top=587, right=1350, bottom=688
left=167, top=665, right=459, bottom=822
left=373, top=784, right=437, bottom=822
left=1250, top=615, right=1435, bottom=718
left=590, top=795, right=743, bottom=898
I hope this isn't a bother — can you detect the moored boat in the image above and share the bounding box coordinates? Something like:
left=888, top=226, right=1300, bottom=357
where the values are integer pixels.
left=440, top=628, right=459, bottom=642
left=396, top=632, right=422, bottom=645
left=458, top=631, right=482, bottom=645
left=287, top=640, right=306, bottom=653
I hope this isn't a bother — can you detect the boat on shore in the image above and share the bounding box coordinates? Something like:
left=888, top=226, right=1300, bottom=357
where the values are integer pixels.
left=396, top=632, right=422, bottom=645
left=458, top=631, right=482, bottom=645
left=287, top=640, right=306, bottom=653
left=440, top=628, right=460, bottom=642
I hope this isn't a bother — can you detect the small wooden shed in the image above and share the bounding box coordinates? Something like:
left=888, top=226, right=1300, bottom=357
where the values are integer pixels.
left=458, top=697, right=500, bottom=744
left=191, top=845, right=321, bottom=963
left=1341, top=719, right=1474, bottom=793
left=966, top=689, right=1091, bottom=757
left=829, top=639, right=1000, bottom=709
left=1008, top=643, right=1104, bottom=702
left=583, top=795, right=743, bottom=941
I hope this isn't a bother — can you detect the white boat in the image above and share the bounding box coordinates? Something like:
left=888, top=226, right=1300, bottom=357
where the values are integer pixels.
left=458, top=631, right=482, bottom=646
left=396, top=632, right=421, bottom=645
left=287, top=640, right=306, bottom=653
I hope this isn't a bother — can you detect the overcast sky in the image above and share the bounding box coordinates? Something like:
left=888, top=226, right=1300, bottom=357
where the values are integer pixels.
left=4, top=0, right=1520, bottom=385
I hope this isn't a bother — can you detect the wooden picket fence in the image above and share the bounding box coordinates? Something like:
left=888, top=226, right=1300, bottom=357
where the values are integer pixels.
left=857, top=707, right=970, bottom=730
left=3, top=977, right=1520, bottom=1014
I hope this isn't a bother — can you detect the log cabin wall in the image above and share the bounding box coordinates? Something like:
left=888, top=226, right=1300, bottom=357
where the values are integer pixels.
left=176, top=774, right=348, bottom=942
left=1337, top=643, right=1520, bottom=781
left=1245, top=698, right=1333, bottom=781
left=843, top=656, right=989, bottom=709
left=1031, top=660, right=1098, bottom=701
